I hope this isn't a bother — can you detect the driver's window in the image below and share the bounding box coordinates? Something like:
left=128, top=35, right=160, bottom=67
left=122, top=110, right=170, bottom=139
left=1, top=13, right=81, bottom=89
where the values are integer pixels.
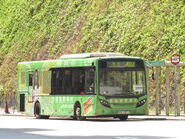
left=85, top=68, right=95, bottom=94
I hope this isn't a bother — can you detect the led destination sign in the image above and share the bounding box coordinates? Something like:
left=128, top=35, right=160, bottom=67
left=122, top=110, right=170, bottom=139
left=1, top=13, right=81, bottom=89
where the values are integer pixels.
left=106, top=61, right=136, bottom=68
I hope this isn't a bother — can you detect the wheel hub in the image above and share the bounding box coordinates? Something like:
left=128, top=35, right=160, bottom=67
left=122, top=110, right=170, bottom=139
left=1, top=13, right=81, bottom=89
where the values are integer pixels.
left=76, top=107, right=81, bottom=117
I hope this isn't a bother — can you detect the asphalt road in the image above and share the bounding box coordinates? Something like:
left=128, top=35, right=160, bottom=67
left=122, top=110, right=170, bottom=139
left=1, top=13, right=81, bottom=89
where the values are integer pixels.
left=0, top=116, right=185, bottom=139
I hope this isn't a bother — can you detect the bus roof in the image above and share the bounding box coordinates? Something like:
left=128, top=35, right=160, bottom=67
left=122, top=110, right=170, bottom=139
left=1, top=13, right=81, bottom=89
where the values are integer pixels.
left=17, top=53, right=143, bottom=71
left=59, top=53, right=125, bottom=60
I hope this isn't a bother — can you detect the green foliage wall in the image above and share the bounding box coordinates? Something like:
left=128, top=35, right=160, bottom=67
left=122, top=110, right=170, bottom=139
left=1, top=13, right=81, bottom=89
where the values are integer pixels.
left=0, top=0, right=184, bottom=94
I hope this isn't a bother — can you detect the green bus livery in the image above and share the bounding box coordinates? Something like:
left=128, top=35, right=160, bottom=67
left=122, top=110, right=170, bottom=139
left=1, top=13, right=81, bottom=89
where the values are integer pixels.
left=17, top=53, right=147, bottom=120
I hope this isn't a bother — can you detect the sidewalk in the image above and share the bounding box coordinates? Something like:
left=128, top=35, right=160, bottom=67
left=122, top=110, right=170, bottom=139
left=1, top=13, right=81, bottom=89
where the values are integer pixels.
left=0, top=108, right=24, bottom=116
left=1, top=112, right=185, bottom=120
left=1, top=108, right=185, bottom=120
left=129, top=115, right=185, bottom=120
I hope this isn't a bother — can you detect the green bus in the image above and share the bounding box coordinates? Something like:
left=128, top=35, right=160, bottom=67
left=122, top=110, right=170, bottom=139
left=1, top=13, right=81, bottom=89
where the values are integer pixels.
left=17, top=53, right=147, bottom=120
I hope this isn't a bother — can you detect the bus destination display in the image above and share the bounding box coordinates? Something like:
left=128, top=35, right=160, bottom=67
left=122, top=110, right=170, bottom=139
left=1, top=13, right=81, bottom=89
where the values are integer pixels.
left=106, top=61, right=136, bottom=68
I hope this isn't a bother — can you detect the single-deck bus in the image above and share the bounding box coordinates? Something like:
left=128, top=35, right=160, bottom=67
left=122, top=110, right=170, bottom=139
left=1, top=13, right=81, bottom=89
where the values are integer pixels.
left=17, top=53, right=147, bottom=120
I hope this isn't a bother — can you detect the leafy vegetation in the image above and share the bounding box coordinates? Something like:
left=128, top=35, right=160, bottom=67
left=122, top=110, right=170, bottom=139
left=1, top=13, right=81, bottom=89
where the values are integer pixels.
left=0, top=0, right=184, bottom=95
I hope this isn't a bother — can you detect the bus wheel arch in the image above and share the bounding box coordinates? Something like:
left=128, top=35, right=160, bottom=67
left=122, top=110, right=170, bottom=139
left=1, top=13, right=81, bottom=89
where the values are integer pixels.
left=73, top=102, right=86, bottom=120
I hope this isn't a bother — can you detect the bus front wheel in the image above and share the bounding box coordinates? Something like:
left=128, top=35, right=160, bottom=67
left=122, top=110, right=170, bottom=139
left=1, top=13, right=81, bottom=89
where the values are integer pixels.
left=74, top=104, right=86, bottom=121
left=118, top=115, right=128, bottom=121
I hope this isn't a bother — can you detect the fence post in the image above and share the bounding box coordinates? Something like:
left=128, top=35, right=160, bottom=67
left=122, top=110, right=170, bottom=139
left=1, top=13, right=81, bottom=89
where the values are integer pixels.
left=146, top=67, right=150, bottom=115
left=155, top=67, right=160, bottom=116
left=176, top=66, right=181, bottom=116
left=166, top=67, right=170, bottom=116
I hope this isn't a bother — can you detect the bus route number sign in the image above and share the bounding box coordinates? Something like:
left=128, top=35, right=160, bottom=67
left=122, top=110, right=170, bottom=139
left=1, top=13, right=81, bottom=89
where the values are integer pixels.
left=171, top=54, right=180, bottom=65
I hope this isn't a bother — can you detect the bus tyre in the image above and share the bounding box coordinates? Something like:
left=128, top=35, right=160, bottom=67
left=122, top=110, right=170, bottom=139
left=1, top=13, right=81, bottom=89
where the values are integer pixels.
left=118, top=115, right=128, bottom=121
left=74, top=104, right=86, bottom=121
left=35, top=102, right=41, bottom=119
left=35, top=102, right=49, bottom=119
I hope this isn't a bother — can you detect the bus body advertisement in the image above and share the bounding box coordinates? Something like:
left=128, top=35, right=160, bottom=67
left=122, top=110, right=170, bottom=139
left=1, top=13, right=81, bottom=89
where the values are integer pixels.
left=17, top=53, right=147, bottom=120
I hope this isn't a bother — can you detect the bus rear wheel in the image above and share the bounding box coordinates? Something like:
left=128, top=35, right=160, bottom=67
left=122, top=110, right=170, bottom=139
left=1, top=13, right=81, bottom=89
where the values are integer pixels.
left=74, top=104, right=86, bottom=121
left=34, top=102, right=49, bottom=119
left=118, top=115, right=128, bottom=121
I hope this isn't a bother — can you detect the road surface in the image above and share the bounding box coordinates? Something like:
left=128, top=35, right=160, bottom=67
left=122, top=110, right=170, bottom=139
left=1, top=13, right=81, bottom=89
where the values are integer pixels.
left=0, top=116, right=185, bottom=139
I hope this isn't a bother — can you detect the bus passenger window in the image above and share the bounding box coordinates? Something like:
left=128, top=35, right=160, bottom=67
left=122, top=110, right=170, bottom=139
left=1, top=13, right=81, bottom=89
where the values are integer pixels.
left=51, top=67, right=95, bottom=95
left=72, top=70, right=85, bottom=94
left=63, top=70, right=72, bottom=94
left=51, top=70, right=63, bottom=94
left=29, top=74, right=33, bottom=86
left=20, top=72, right=26, bottom=88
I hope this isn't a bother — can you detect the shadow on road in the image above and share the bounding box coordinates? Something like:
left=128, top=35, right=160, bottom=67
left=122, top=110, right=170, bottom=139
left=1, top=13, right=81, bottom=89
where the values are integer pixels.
left=0, top=128, right=172, bottom=139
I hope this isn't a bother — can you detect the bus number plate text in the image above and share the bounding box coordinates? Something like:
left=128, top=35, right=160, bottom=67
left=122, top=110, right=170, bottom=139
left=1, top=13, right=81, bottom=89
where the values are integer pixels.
left=118, top=111, right=129, bottom=114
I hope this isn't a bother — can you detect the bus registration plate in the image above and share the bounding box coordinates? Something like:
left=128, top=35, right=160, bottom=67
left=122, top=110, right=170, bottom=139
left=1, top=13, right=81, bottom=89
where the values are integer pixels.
left=118, top=111, right=129, bottom=114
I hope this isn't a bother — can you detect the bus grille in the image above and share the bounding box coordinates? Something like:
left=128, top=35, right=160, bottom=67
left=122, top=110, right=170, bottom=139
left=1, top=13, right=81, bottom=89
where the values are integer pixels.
left=110, top=103, right=136, bottom=109
left=108, top=98, right=137, bottom=109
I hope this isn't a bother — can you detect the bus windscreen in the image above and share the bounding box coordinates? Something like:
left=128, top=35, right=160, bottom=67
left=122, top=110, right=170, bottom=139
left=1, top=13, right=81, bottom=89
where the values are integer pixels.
left=99, top=59, right=146, bottom=98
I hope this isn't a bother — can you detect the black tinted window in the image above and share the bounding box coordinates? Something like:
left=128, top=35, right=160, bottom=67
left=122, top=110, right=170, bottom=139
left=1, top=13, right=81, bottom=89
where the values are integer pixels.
left=51, top=67, right=95, bottom=95
left=29, top=74, right=33, bottom=86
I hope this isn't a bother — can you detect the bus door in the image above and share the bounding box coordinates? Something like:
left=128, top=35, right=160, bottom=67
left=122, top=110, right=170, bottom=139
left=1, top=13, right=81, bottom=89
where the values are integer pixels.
left=19, top=72, right=28, bottom=112
left=32, top=70, right=40, bottom=101
left=28, top=71, right=34, bottom=103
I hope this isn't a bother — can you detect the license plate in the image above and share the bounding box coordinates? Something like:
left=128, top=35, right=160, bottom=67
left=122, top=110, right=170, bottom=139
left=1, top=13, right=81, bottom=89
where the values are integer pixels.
left=118, top=111, right=129, bottom=114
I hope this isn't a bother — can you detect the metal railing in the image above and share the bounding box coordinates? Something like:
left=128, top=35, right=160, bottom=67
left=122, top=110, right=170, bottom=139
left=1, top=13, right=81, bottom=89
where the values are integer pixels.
left=147, top=61, right=185, bottom=116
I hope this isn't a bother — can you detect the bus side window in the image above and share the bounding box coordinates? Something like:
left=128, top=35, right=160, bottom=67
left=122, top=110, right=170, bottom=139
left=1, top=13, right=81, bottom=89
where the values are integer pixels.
left=72, top=69, right=85, bottom=94
left=51, top=70, right=56, bottom=94
left=50, top=67, right=95, bottom=95
left=63, top=70, right=72, bottom=94
left=29, top=74, right=33, bottom=86
left=20, top=72, right=27, bottom=89
left=42, top=71, right=51, bottom=94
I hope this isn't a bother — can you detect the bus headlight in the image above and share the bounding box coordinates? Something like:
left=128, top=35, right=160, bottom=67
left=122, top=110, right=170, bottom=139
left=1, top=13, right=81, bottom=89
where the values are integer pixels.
left=136, top=99, right=147, bottom=107
left=99, top=99, right=111, bottom=108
